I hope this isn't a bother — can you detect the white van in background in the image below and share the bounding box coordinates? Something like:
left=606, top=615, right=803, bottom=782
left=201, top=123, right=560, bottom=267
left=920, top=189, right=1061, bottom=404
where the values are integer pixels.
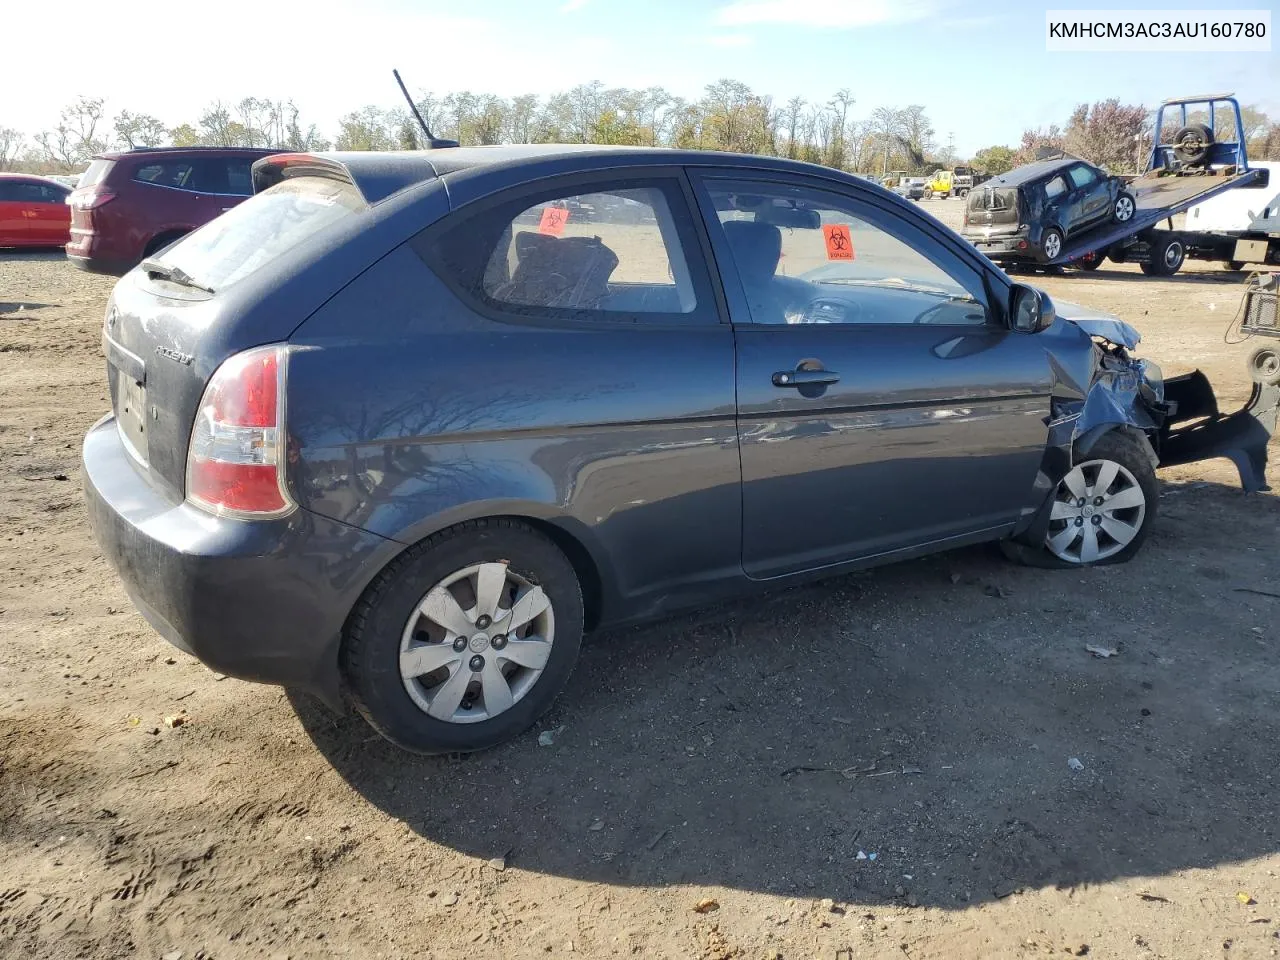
left=1184, top=160, right=1280, bottom=269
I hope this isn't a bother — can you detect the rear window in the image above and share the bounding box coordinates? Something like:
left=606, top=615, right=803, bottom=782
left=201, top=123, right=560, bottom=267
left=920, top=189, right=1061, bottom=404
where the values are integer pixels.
left=79, top=159, right=114, bottom=189
left=150, top=176, right=365, bottom=292
left=967, top=186, right=1018, bottom=212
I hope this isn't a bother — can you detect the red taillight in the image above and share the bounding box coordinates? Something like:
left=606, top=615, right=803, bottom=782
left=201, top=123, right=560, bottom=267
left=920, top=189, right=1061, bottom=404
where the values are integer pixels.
left=1017, top=239, right=1029, bottom=250
left=70, top=189, right=116, bottom=211
left=186, top=346, right=294, bottom=518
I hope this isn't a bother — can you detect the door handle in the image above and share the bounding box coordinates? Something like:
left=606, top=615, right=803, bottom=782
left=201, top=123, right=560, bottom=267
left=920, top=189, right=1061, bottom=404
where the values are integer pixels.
left=773, top=368, right=840, bottom=387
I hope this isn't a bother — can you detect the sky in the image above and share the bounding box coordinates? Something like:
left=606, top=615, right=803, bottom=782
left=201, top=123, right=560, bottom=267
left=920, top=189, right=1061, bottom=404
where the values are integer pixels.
left=5, top=0, right=1277, bottom=157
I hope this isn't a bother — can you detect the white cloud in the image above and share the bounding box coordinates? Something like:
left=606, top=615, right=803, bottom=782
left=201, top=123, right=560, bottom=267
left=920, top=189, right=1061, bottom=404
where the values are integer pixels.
left=715, top=0, right=939, bottom=29
left=560, top=0, right=591, bottom=11
left=708, top=33, right=754, bottom=48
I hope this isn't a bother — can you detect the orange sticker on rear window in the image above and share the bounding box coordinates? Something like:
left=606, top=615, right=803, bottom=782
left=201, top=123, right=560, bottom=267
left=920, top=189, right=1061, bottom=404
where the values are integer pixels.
left=539, top=206, right=569, bottom=236
left=823, top=223, right=854, bottom=260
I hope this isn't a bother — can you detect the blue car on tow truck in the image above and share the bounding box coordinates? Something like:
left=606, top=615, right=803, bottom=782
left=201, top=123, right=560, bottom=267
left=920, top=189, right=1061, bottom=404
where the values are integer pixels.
left=965, top=93, right=1263, bottom=275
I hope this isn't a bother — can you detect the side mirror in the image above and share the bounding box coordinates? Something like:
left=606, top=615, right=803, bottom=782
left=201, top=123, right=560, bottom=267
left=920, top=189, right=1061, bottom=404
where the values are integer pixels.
left=1010, top=283, right=1056, bottom=333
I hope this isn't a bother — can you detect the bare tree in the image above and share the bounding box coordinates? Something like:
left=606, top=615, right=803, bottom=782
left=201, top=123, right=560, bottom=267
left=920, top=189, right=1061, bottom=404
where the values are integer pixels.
left=114, top=111, right=167, bottom=149
left=0, top=128, right=23, bottom=171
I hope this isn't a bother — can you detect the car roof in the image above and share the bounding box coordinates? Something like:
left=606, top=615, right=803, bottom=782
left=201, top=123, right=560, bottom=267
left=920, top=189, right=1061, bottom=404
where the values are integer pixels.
left=0, top=172, right=69, bottom=186
left=294, top=143, right=879, bottom=205
left=984, top=157, right=1094, bottom=187
left=94, top=146, right=280, bottom=161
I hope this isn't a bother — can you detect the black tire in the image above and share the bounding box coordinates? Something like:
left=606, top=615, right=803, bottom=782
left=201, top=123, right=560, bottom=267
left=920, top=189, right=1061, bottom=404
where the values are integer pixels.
left=1172, top=123, right=1214, bottom=166
left=1112, top=190, right=1136, bottom=224
left=1017, top=432, right=1158, bottom=569
left=1226, top=260, right=1246, bottom=272
left=342, top=518, right=584, bottom=754
left=143, top=231, right=187, bottom=259
left=1140, top=236, right=1185, bottom=276
left=1249, top=346, right=1280, bottom=386
left=957, top=188, right=969, bottom=199
left=1077, top=254, right=1104, bottom=271
left=1040, top=226, right=1064, bottom=262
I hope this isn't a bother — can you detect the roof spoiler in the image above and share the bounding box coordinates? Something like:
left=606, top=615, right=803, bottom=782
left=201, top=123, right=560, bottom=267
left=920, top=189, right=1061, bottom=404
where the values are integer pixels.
left=251, top=153, right=354, bottom=196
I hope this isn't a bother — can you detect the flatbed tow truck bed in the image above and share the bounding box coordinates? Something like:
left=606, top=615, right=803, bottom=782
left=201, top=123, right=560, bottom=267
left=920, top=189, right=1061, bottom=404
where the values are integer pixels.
left=1009, top=167, right=1263, bottom=269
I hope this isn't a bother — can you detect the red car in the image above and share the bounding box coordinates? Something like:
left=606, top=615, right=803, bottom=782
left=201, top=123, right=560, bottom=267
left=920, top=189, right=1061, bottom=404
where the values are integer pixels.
left=66, top=146, right=278, bottom=275
left=0, top=173, right=71, bottom=248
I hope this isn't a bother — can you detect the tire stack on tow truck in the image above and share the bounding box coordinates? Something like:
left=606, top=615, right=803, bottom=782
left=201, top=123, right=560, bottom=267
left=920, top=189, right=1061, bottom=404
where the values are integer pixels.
left=963, top=94, right=1265, bottom=276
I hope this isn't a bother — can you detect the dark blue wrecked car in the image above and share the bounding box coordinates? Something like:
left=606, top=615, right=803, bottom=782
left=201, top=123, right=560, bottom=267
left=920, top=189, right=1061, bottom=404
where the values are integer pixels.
left=82, top=145, right=1279, bottom=754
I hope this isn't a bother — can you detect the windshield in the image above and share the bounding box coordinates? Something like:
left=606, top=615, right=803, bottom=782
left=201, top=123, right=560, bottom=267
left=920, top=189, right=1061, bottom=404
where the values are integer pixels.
left=151, top=176, right=365, bottom=292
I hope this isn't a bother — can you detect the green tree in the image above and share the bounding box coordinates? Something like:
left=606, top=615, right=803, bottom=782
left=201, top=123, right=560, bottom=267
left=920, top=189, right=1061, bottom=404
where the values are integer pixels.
left=972, top=144, right=1014, bottom=175
left=169, top=123, right=201, bottom=147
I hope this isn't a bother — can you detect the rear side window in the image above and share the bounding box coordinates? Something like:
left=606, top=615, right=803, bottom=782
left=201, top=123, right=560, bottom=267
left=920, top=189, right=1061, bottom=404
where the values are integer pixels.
left=226, top=161, right=254, bottom=196
left=1044, top=176, right=1068, bottom=200
left=428, top=182, right=706, bottom=320
left=135, top=162, right=195, bottom=189
left=151, top=176, right=365, bottom=292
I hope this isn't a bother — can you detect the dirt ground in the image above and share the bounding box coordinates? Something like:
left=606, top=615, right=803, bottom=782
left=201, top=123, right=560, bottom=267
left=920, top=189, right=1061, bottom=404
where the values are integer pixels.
left=3, top=198, right=1280, bottom=960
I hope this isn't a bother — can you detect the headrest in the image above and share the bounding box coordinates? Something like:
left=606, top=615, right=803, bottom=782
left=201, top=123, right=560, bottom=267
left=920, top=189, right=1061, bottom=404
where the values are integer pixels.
left=722, top=220, right=782, bottom=285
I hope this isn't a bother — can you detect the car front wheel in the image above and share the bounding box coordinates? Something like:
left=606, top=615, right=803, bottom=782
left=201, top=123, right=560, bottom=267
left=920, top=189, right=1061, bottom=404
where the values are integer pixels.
left=1041, top=433, right=1157, bottom=566
left=1113, top=191, right=1136, bottom=223
left=342, top=519, right=584, bottom=754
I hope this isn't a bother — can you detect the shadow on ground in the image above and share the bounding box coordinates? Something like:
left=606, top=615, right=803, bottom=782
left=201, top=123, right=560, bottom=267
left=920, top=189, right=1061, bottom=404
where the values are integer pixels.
left=292, top=480, right=1280, bottom=909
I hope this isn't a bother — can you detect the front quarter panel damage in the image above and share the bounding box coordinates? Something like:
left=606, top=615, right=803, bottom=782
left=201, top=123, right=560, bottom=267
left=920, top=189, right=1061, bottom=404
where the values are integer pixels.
left=1011, top=306, right=1277, bottom=554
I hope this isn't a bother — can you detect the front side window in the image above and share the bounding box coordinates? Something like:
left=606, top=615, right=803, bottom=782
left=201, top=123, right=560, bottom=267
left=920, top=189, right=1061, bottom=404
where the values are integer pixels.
left=703, top=179, right=990, bottom=327
left=429, top=181, right=704, bottom=319
left=1068, top=165, right=1098, bottom=189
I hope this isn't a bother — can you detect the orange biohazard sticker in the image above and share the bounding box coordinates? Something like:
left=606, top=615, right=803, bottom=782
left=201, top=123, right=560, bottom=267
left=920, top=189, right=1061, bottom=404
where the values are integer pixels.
left=539, top=206, right=569, bottom=236
left=823, top=223, right=854, bottom=260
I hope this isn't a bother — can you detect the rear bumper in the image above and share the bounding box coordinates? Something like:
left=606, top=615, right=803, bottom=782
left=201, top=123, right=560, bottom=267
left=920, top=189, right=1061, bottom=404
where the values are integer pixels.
left=81, top=414, right=401, bottom=708
left=968, top=231, right=1040, bottom=260
left=1158, top=370, right=1280, bottom=493
left=67, top=229, right=136, bottom=277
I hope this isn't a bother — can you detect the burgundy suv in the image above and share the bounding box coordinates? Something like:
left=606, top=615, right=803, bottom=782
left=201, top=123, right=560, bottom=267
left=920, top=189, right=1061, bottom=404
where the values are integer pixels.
left=67, top=147, right=278, bottom=275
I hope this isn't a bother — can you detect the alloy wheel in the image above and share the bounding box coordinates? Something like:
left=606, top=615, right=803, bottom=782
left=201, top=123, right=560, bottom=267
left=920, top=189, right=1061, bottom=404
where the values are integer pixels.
left=1115, top=195, right=1134, bottom=221
left=399, top=562, right=555, bottom=723
left=1045, top=458, right=1146, bottom=563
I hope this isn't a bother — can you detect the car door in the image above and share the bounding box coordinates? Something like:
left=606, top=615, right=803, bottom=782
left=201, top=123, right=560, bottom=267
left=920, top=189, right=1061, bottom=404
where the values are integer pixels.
left=34, top=182, right=70, bottom=244
left=691, top=171, right=1054, bottom=580
left=0, top=180, right=24, bottom=244
left=1066, top=164, right=1108, bottom=227
left=1042, top=174, right=1070, bottom=231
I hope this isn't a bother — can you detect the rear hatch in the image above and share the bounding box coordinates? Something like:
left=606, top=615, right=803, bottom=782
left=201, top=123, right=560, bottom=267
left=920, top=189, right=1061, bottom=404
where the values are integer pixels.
left=101, top=162, right=369, bottom=500
left=964, top=184, right=1021, bottom=235
left=68, top=157, right=117, bottom=241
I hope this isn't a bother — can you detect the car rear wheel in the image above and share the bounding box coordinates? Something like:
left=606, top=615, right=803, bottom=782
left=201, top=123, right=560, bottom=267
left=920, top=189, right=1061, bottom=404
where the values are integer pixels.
left=1140, top=237, right=1184, bottom=276
left=1226, top=260, right=1246, bottom=272
left=1041, top=434, right=1157, bottom=567
left=1041, top=227, right=1064, bottom=261
left=143, top=230, right=188, bottom=259
left=342, top=519, right=584, bottom=754
left=1113, top=191, right=1136, bottom=223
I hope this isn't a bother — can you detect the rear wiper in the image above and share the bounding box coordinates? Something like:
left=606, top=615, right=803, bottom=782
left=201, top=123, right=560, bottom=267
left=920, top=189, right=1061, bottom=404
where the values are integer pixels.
left=139, top=258, right=215, bottom=294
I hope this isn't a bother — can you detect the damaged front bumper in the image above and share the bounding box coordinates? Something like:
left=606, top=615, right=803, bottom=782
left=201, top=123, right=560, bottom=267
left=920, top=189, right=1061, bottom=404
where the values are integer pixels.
left=1010, top=311, right=1278, bottom=552
left=1158, top=371, right=1279, bottom=493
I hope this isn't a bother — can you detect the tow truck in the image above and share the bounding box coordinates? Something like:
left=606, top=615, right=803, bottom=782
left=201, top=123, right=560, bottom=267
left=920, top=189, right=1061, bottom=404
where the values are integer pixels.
left=1002, top=94, right=1263, bottom=275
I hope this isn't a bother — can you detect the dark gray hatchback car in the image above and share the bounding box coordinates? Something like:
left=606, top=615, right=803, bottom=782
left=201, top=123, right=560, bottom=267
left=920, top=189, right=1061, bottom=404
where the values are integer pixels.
left=83, top=145, right=1277, bottom=754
